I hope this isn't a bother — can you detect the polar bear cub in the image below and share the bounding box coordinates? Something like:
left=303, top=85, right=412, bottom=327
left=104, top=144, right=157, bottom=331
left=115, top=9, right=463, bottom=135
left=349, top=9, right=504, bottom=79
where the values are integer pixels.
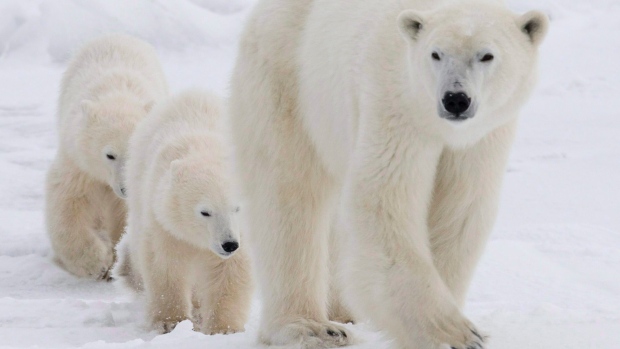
left=46, top=34, right=167, bottom=280
left=114, top=90, right=252, bottom=334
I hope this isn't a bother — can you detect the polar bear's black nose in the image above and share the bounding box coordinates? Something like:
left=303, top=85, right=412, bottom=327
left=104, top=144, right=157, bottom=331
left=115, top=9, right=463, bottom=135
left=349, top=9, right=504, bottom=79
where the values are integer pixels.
left=442, top=92, right=471, bottom=115
left=222, top=241, right=239, bottom=253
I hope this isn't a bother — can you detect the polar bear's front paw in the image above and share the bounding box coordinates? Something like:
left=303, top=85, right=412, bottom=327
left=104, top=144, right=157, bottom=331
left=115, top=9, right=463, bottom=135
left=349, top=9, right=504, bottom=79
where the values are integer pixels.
left=153, top=320, right=180, bottom=334
left=81, top=242, right=114, bottom=280
left=262, top=319, right=352, bottom=348
left=59, top=238, right=114, bottom=280
left=447, top=328, right=486, bottom=349
left=151, top=313, right=188, bottom=334
left=426, top=313, right=487, bottom=349
left=96, top=266, right=113, bottom=281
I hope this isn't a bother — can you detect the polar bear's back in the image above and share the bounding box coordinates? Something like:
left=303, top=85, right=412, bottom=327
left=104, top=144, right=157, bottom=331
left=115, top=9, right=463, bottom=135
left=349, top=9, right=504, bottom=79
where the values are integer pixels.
left=66, top=34, right=161, bottom=77
left=126, top=90, right=224, bottom=214
left=151, top=90, right=223, bottom=135
left=129, top=90, right=223, bottom=170
left=58, top=34, right=167, bottom=122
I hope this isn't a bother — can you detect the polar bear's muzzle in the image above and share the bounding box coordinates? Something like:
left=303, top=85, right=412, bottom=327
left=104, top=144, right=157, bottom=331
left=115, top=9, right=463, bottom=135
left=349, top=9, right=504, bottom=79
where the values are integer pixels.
left=213, top=239, right=240, bottom=259
left=210, top=216, right=241, bottom=258
left=439, top=91, right=477, bottom=122
left=111, top=160, right=128, bottom=199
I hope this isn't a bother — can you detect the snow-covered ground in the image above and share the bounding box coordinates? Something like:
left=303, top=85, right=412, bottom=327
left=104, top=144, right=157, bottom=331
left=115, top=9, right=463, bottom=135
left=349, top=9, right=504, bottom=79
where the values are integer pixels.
left=0, top=1, right=618, bottom=348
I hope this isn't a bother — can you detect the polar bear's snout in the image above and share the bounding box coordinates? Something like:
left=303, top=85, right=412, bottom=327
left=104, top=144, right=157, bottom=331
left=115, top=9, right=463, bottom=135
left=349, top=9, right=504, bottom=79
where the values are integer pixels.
left=210, top=215, right=241, bottom=258
left=221, top=241, right=239, bottom=253
left=110, top=158, right=128, bottom=199
left=441, top=91, right=473, bottom=120
left=432, top=64, right=481, bottom=122
left=214, top=238, right=240, bottom=258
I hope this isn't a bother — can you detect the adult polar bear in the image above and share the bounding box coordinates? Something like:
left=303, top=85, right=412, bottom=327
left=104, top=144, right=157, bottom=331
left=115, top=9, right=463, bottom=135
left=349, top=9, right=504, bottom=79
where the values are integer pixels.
left=229, top=0, right=548, bottom=348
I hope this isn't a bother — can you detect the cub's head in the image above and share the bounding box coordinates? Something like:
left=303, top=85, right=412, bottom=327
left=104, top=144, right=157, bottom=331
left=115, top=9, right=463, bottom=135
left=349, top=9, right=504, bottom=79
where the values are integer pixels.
left=77, top=94, right=153, bottom=198
left=154, top=156, right=241, bottom=258
left=398, top=3, right=548, bottom=127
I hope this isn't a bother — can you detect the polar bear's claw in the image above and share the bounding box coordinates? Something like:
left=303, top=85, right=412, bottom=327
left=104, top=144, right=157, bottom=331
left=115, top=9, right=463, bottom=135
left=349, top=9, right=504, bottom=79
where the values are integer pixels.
left=263, top=319, right=352, bottom=348
left=98, top=267, right=113, bottom=281
left=445, top=325, right=487, bottom=349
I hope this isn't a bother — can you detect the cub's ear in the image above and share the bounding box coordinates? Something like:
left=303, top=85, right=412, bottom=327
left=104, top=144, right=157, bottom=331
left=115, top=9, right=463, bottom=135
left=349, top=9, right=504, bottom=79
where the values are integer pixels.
left=518, top=10, right=549, bottom=47
left=170, top=159, right=193, bottom=184
left=398, top=10, right=426, bottom=41
left=170, top=159, right=184, bottom=182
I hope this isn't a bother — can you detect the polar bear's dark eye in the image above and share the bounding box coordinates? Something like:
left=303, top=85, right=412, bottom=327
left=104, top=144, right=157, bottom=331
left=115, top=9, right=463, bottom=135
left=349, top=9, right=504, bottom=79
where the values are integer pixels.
left=235, top=206, right=240, bottom=213
left=431, top=52, right=441, bottom=61
left=201, top=211, right=211, bottom=217
left=480, top=54, right=494, bottom=62
left=106, top=154, right=116, bottom=160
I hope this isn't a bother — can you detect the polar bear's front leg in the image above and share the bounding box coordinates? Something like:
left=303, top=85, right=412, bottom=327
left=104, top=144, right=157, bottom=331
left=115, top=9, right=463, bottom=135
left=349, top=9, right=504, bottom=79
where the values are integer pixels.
left=193, top=246, right=253, bottom=335
left=342, top=129, right=485, bottom=349
left=101, top=190, right=127, bottom=250
left=430, top=121, right=518, bottom=306
left=328, top=216, right=356, bottom=325
left=143, top=231, right=193, bottom=333
left=246, top=164, right=351, bottom=348
left=45, top=158, right=114, bottom=280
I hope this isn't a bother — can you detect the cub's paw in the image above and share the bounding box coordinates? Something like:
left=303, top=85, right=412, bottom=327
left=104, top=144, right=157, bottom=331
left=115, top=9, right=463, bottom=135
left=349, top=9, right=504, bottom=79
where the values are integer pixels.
left=60, top=239, right=114, bottom=280
left=262, top=318, right=352, bottom=348
left=149, top=307, right=187, bottom=334
left=151, top=315, right=189, bottom=334
left=96, top=266, right=113, bottom=281
left=153, top=320, right=180, bottom=334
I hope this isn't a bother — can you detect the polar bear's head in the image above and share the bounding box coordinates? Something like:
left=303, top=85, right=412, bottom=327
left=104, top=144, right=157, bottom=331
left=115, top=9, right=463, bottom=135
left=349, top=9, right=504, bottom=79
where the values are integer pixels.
left=154, top=154, right=242, bottom=259
left=78, top=94, right=153, bottom=199
left=397, top=2, right=548, bottom=130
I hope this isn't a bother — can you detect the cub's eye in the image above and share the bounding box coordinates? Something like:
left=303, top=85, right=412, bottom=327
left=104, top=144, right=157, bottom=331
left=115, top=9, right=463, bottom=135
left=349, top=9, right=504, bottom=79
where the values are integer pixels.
left=431, top=52, right=441, bottom=61
left=235, top=206, right=240, bottom=213
left=201, top=211, right=211, bottom=217
left=480, top=54, right=494, bottom=62
left=106, top=154, right=116, bottom=160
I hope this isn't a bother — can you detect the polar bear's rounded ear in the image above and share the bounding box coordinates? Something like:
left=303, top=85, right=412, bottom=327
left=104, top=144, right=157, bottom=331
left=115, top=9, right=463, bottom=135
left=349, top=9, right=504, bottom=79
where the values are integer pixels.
left=398, top=10, right=425, bottom=41
left=170, top=159, right=184, bottom=181
left=170, top=159, right=185, bottom=183
left=518, top=10, right=549, bottom=47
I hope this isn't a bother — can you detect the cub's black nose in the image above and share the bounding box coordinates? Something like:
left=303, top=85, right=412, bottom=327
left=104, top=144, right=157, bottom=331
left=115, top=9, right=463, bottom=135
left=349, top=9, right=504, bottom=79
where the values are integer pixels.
left=442, top=92, right=471, bottom=115
left=222, top=241, right=239, bottom=253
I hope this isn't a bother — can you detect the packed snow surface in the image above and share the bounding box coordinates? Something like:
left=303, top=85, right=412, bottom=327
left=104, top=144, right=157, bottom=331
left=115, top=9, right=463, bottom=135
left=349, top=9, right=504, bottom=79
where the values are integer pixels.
left=0, top=0, right=618, bottom=348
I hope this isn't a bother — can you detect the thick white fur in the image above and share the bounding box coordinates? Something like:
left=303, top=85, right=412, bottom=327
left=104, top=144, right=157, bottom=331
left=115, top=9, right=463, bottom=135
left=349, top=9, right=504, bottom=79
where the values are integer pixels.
left=46, top=34, right=167, bottom=280
left=113, top=90, right=253, bottom=334
left=229, top=0, right=548, bottom=348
